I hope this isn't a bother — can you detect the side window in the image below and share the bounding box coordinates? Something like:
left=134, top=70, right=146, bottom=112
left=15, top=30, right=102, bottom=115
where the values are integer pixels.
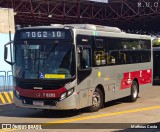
left=78, top=46, right=91, bottom=70
left=92, top=36, right=151, bottom=67
left=120, top=39, right=151, bottom=64
left=121, top=39, right=141, bottom=64
left=107, top=38, right=121, bottom=65
left=93, top=38, right=106, bottom=66
left=94, top=50, right=106, bottom=66
left=77, top=35, right=92, bottom=84
left=95, top=39, right=104, bottom=49
left=140, top=40, right=151, bottom=62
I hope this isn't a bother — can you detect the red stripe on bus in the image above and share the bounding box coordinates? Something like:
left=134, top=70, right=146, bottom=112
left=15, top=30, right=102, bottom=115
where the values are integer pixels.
left=120, top=69, right=152, bottom=90
left=15, top=87, right=67, bottom=98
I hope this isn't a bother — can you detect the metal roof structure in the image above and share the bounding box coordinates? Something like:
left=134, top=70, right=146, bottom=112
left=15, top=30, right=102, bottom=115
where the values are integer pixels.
left=87, top=0, right=108, bottom=3
left=0, top=0, right=160, bottom=34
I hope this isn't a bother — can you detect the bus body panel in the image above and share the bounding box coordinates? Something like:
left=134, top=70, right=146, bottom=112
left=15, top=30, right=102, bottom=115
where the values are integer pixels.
left=75, top=28, right=152, bottom=107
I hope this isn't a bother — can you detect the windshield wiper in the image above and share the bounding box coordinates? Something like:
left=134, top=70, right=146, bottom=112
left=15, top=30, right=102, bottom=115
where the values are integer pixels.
left=44, top=40, right=59, bottom=60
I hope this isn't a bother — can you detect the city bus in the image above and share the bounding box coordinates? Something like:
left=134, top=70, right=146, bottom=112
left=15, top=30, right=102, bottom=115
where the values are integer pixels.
left=4, top=24, right=152, bottom=112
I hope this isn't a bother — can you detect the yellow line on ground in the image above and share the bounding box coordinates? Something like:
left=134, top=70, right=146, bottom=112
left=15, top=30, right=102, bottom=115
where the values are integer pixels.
left=0, top=93, right=6, bottom=104
left=9, top=91, right=13, bottom=99
left=0, top=129, right=16, bottom=132
left=3, top=92, right=12, bottom=104
left=43, top=105, right=160, bottom=125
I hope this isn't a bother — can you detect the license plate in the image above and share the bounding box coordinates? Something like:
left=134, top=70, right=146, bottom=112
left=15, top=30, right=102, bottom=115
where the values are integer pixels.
left=33, top=101, right=44, bottom=106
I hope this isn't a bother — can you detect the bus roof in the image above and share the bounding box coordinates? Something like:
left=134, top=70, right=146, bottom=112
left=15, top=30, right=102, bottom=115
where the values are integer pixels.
left=21, top=24, right=121, bottom=33
left=64, top=24, right=121, bottom=33
left=19, top=24, right=151, bottom=39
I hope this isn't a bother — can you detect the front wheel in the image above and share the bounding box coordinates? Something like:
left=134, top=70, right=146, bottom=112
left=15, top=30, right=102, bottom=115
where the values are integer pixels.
left=128, top=80, right=139, bottom=102
left=86, top=88, right=104, bottom=112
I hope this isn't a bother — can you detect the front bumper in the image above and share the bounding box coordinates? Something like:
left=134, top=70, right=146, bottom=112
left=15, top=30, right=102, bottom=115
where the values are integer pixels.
left=14, top=92, right=77, bottom=110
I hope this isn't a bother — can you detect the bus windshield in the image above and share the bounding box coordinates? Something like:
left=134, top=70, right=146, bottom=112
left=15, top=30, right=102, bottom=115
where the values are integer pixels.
left=14, top=43, right=75, bottom=80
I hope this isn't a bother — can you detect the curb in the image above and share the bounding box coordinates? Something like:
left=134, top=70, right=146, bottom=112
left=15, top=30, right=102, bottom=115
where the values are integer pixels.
left=0, top=91, right=13, bottom=104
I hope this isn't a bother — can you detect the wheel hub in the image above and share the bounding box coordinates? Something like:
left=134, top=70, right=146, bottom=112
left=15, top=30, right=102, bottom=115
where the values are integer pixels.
left=92, top=92, right=100, bottom=107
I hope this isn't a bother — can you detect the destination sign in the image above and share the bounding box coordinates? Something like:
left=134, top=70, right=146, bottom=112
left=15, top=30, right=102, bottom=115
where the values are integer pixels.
left=20, top=31, right=65, bottom=39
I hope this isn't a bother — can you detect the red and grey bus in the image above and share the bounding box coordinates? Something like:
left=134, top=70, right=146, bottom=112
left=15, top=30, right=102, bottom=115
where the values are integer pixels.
left=4, top=24, right=152, bottom=112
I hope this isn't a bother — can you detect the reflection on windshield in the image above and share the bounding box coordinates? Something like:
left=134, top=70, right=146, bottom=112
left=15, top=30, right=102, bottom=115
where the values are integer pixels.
left=14, top=43, right=75, bottom=79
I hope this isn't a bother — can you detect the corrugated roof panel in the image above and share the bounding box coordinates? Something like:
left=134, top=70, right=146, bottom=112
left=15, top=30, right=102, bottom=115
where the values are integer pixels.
left=87, top=0, right=108, bottom=3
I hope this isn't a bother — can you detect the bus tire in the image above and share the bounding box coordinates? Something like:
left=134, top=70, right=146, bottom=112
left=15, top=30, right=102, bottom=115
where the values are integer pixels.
left=129, top=80, right=138, bottom=102
left=87, top=88, right=104, bottom=112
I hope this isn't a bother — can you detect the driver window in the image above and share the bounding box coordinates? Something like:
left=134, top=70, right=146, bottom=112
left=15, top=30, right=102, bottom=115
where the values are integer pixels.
left=78, top=47, right=91, bottom=69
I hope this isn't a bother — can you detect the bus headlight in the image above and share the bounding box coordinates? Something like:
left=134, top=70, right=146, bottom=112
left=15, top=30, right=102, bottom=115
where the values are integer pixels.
left=60, top=88, right=74, bottom=100
left=60, top=93, right=67, bottom=100
left=67, top=88, right=74, bottom=96
left=15, top=90, right=20, bottom=98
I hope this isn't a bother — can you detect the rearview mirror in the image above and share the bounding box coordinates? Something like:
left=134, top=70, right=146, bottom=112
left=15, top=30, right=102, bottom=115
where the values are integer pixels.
left=4, top=41, right=14, bottom=65
left=4, top=47, right=8, bottom=60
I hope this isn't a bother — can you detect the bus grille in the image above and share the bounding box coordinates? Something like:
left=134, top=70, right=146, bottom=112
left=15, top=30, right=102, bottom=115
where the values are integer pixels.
left=18, top=83, right=63, bottom=90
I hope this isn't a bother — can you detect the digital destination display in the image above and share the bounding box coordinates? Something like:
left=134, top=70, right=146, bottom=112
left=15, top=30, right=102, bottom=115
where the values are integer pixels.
left=20, top=31, right=65, bottom=39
